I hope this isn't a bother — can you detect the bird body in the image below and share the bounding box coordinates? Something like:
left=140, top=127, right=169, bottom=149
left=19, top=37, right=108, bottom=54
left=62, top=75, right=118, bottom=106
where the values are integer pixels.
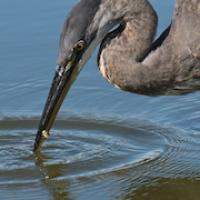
left=34, top=0, right=200, bottom=151
left=98, top=0, right=200, bottom=95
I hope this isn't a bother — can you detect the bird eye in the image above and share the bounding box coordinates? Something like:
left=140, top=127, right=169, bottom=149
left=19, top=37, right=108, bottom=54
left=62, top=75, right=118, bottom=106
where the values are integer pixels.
left=74, top=40, right=86, bottom=51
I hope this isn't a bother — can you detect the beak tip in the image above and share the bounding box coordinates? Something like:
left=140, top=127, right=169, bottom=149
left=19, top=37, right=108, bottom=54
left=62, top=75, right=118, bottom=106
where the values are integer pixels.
left=33, top=130, right=49, bottom=152
left=42, top=130, right=50, bottom=139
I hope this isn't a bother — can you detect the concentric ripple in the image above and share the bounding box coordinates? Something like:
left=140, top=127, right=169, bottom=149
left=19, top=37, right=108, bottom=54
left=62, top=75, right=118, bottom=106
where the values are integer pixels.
left=1, top=115, right=200, bottom=200
left=0, top=116, right=165, bottom=178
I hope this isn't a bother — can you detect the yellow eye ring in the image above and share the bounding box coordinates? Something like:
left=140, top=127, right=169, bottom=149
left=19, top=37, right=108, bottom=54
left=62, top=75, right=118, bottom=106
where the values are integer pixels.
left=75, top=40, right=85, bottom=51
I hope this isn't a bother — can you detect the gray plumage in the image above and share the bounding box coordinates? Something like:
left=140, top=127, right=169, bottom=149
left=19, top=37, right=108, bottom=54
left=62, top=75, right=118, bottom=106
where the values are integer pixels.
left=58, top=0, right=200, bottom=96
left=33, top=0, right=200, bottom=151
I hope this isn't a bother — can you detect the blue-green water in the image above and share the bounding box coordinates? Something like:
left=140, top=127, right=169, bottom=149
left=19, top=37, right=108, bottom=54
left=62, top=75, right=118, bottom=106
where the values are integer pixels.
left=1, top=1, right=200, bottom=199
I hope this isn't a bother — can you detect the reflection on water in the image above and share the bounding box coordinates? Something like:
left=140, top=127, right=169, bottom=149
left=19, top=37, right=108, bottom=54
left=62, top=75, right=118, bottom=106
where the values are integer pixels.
left=0, top=116, right=200, bottom=199
left=35, top=152, right=70, bottom=200
left=132, top=178, right=200, bottom=200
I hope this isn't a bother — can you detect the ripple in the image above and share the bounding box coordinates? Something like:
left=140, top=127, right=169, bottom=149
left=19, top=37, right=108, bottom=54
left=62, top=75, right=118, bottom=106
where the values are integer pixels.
left=0, top=115, right=200, bottom=184
left=0, top=116, right=164, bottom=174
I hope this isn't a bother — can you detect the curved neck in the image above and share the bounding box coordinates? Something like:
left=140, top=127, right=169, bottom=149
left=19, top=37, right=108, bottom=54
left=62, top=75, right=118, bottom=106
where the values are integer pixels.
left=98, top=1, right=161, bottom=94
left=99, top=1, right=157, bottom=62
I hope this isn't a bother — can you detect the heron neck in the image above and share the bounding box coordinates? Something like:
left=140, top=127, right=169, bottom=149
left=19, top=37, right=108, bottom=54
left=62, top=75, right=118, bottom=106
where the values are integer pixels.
left=98, top=1, right=165, bottom=95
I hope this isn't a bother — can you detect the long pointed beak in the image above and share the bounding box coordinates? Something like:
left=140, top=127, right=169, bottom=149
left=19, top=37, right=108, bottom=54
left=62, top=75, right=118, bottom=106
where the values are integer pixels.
left=33, top=59, right=81, bottom=151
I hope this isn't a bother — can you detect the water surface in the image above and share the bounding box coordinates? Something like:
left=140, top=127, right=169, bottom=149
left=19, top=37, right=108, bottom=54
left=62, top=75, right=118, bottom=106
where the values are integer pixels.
left=1, top=0, right=200, bottom=199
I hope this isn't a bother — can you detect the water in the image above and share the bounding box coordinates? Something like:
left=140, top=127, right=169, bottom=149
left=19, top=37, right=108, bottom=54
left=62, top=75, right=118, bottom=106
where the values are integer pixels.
left=1, top=0, right=200, bottom=199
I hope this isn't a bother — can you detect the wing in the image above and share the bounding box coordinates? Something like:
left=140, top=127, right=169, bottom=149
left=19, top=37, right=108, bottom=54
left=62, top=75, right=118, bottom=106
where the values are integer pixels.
left=171, top=0, right=200, bottom=48
left=166, top=0, right=200, bottom=93
left=142, top=0, right=200, bottom=95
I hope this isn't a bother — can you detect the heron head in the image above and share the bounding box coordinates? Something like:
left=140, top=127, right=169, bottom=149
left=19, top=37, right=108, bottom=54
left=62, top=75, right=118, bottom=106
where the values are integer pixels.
left=58, top=0, right=98, bottom=65
left=34, top=0, right=121, bottom=151
left=58, top=0, right=121, bottom=67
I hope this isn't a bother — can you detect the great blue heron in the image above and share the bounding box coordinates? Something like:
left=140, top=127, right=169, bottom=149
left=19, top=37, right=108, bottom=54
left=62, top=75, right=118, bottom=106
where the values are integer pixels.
left=33, top=0, right=200, bottom=151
